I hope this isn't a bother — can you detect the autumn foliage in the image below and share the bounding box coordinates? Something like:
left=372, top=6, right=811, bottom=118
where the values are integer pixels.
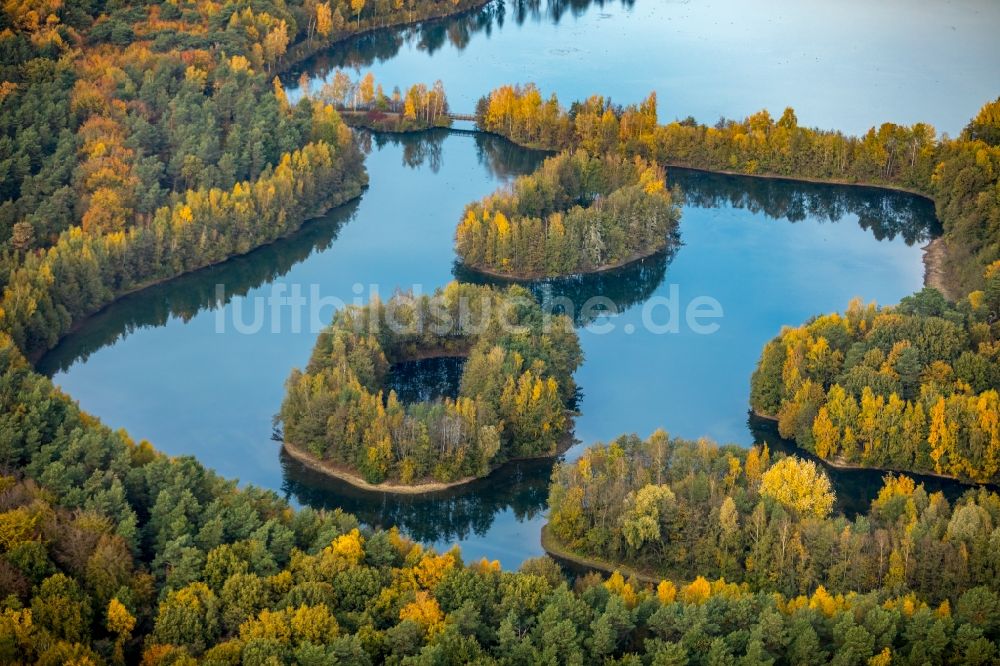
left=1, top=326, right=999, bottom=662
left=455, top=149, right=681, bottom=277
left=0, top=0, right=483, bottom=359
left=476, top=86, right=1000, bottom=294
left=547, top=430, right=1000, bottom=606
left=280, top=282, right=582, bottom=484
left=751, top=285, right=1000, bottom=483
left=315, top=70, right=452, bottom=131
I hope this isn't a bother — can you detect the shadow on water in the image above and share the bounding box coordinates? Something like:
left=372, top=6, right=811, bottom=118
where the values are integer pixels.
left=281, top=449, right=554, bottom=543
left=453, top=250, right=674, bottom=327
left=283, top=0, right=637, bottom=82
left=37, top=121, right=946, bottom=549
left=36, top=199, right=362, bottom=377
left=669, top=167, right=941, bottom=245
left=359, top=128, right=548, bottom=179
left=748, top=413, right=988, bottom=517
left=386, top=356, right=466, bottom=404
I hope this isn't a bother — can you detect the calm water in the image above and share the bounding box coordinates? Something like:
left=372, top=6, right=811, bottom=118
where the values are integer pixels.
left=43, top=0, right=1000, bottom=567
left=286, top=0, right=1000, bottom=136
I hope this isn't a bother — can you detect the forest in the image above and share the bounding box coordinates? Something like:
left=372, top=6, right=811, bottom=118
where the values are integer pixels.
left=279, top=282, right=582, bottom=485
left=475, top=85, right=1000, bottom=295
left=0, top=0, right=486, bottom=359
left=1, top=333, right=1000, bottom=664
left=547, top=430, right=1000, bottom=605
left=3, top=135, right=366, bottom=358
left=748, top=284, right=1000, bottom=483
left=4, top=0, right=1000, bottom=661
left=455, top=149, right=681, bottom=277
left=313, top=70, right=452, bottom=132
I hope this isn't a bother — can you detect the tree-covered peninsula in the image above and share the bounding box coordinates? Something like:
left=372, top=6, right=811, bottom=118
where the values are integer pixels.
left=749, top=283, right=1000, bottom=484
left=475, top=85, right=1000, bottom=296
left=0, top=0, right=487, bottom=359
left=546, top=430, right=1000, bottom=607
left=279, top=282, right=582, bottom=488
left=455, top=150, right=681, bottom=278
left=4, top=331, right=1000, bottom=664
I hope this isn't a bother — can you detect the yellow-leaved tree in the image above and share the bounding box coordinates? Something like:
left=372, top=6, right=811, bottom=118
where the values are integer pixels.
left=106, top=598, right=135, bottom=665
left=316, top=2, right=333, bottom=37
left=399, top=591, right=444, bottom=634
left=760, top=456, right=835, bottom=519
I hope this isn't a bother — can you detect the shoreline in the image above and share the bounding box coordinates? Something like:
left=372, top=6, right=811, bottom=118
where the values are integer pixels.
left=279, top=0, right=492, bottom=76
left=922, top=236, right=954, bottom=301
left=29, top=3, right=495, bottom=366
left=750, top=411, right=988, bottom=486
left=283, top=440, right=478, bottom=494
left=485, top=134, right=938, bottom=201
left=653, top=163, right=944, bottom=297
left=29, top=1, right=491, bottom=366
left=540, top=524, right=661, bottom=585
left=664, top=164, right=936, bottom=203
left=29, top=184, right=366, bottom=366
left=341, top=112, right=452, bottom=134
left=283, top=431, right=576, bottom=496
left=460, top=242, right=677, bottom=282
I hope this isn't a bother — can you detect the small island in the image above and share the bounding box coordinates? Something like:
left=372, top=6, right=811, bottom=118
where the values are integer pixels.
left=278, top=282, right=582, bottom=490
left=455, top=149, right=682, bottom=279
left=312, top=71, right=453, bottom=133
left=8, top=0, right=1000, bottom=661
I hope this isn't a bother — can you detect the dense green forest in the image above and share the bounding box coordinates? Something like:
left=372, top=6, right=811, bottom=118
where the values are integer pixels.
left=5, top=0, right=1000, bottom=661
left=475, top=85, right=1000, bottom=294
left=4, top=135, right=366, bottom=358
left=548, top=431, right=1000, bottom=606
left=455, top=149, right=681, bottom=277
left=279, top=282, right=582, bottom=485
left=3, top=333, right=1000, bottom=664
left=748, top=284, right=1000, bottom=483
left=0, top=0, right=485, bottom=359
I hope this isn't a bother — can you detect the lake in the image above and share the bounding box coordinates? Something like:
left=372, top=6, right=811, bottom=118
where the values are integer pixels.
left=41, top=0, right=1000, bottom=568
left=286, top=0, right=1000, bottom=136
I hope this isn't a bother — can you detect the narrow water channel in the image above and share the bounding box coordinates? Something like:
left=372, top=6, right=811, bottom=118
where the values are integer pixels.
left=41, top=128, right=942, bottom=566
left=40, top=0, right=1000, bottom=568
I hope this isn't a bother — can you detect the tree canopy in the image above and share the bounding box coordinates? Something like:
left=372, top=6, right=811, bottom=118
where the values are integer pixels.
left=475, top=85, right=1000, bottom=295
left=279, top=282, right=582, bottom=485
left=3, top=332, right=1000, bottom=664
left=315, top=70, right=452, bottom=132
left=750, top=284, right=1000, bottom=483
left=455, top=149, right=681, bottom=278
left=547, top=430, right=1000, bottom=605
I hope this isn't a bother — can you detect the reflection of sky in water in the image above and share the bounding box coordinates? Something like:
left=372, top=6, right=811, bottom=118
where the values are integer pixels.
left=39, top=0, right=999, bottom=566
left=288, top=0, right=1000, bottom=136
left=570, top=196, right=924, bottom=452
left=42, top=131, right=934, bottom=567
